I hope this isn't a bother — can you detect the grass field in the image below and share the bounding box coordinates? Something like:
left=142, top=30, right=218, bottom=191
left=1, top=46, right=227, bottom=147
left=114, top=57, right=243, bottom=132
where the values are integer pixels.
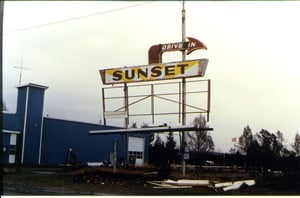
left=2, top=165, right=300, bottom=195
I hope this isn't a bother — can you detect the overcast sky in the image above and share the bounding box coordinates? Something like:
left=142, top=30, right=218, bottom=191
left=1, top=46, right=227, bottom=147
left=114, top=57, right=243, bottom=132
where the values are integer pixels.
left=3, top=1, right=300, bottom=152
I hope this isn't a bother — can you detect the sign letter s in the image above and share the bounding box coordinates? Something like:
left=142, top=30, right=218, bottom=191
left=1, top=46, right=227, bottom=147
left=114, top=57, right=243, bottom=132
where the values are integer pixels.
left=113, top=70, right=122, bottom=81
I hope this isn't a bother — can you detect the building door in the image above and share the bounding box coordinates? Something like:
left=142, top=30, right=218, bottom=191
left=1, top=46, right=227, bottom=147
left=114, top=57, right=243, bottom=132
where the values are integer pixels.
left=9, top=134, right=17, bottom=164
left=2, top=131, right=19, bottom=164
left=128, top=137, right=144, bottom=166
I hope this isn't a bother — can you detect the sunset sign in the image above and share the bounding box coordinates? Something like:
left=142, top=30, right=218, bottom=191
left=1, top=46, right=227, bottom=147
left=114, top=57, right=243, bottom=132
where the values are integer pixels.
left=100, top=59, right=208, bottom=85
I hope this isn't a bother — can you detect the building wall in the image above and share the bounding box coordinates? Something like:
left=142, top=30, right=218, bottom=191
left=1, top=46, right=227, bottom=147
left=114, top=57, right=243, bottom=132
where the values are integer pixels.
left=22, top=85, right=47, bottom=164
left=41, top=118, right=127, bottom=165
left=2, top=84, right=48, bottom=164
left=2, top=83, right=149, bottom=166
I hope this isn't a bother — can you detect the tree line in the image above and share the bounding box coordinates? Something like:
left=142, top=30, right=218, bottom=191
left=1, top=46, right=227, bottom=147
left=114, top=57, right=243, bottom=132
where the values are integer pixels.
left=147, top=115, right=300, bottom=177
left=148, top=114, right=214, bottom=167
left=232, top=125, right=300, bottom=177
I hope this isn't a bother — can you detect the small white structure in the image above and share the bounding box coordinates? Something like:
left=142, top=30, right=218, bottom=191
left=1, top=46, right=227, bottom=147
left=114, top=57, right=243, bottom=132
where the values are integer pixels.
left=128, top=136, right=145, bottom=166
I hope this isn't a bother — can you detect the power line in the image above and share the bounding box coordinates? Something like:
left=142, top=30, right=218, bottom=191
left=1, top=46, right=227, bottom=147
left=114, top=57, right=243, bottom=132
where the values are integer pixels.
left=5, top=1, right=154, bottom=34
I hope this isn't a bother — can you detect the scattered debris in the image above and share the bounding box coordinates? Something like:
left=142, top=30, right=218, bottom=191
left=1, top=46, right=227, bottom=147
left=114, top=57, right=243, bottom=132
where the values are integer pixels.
left=87, top=161, right=111, bottom=167
left=214, top=181, right=234, bottom=188
left=146, top=181, right=192, bottom=189
left=143, top=171, right=159, bottom=176
left=147, top=179, right=255, bottom=191
left=3, top=168, right=17, bottom=174
left=87, top=162, right=104, bottom=167
left=147, top=179, right=210, bottom=189
left=165, top=179, right=210, bottom=187
left=221, top=180, right=255, bottom=192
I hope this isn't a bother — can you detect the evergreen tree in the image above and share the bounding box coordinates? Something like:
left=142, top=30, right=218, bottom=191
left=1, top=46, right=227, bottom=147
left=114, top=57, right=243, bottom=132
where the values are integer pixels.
left=165, top=132, right=177, bottom=166
left=292, top=133, right=300, bottom=156
left=246, top=138, right=262, bottom=171
left=149, top=135, right=167, bottom=166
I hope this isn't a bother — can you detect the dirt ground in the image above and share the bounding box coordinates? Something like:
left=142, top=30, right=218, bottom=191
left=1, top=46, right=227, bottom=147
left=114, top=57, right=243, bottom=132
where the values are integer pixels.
left=2, top=166, right=300, bottom=195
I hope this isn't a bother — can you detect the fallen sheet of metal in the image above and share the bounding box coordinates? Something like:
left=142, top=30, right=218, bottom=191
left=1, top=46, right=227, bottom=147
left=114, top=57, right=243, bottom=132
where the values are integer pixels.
left=147, top=179, right=210, bottom=188
left=146, top=181, right=192, bottom=189
left=147, top=179, right=255, bottom=191
left=222, top=180, right=255, bottom=191
left=214, top=181, right=233, bottom=188
left=87, top=162, right=104, bottom=167
left=173, top=179, right=210, bottom=186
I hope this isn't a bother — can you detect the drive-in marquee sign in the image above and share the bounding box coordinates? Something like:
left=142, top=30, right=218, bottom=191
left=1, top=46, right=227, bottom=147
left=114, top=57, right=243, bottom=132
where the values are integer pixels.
left=100, top=59, right=208, bottom=85
left=100, top=37, right=208, bottom=85
left=148, top=37, right=207, bottom=64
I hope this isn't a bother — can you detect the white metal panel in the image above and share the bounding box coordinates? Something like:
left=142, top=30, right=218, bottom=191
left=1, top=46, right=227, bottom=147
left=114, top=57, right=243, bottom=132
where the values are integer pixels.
left=10, top=134, right=17, bottom=145
left=9, top=155, right=15, bottom=164
left=104, top=111, right=128, bottom=119
left=128, top=137, right=144, bottom=152
left=9, top=134, right=17, bottom=164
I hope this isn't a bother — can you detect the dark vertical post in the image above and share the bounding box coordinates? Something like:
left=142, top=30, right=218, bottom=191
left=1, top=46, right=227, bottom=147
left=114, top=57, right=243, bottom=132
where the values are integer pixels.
left=207, top=79, right=211, bottom=122
left=178, top=82, right=181, bottom=123
left=124, top=83, right=129, bottom=166
left=113, top=139, right=118, bottom=173
left=124, top=83, right=129, bottom=128
left=102, top=87, right=106, bottom=125
left=0, top=5, right=3, bottom=188
left=151, top=84, right=154, bottom=124
left=181, top=0, right=187, bottom=177
left=0, top=0, right=3, bottom=78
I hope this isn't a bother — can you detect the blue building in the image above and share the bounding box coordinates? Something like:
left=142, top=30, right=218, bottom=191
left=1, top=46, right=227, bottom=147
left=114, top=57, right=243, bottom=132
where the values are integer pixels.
left=2, top=83, right=149, bottom=166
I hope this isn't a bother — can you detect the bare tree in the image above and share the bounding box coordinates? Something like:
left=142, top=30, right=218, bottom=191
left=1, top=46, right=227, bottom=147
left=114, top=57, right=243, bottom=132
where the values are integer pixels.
left=186, top=115, right=214, bottom=177
left=187, top=114, right=214, bottom=152
left=238, top=125, right=253, bottom=155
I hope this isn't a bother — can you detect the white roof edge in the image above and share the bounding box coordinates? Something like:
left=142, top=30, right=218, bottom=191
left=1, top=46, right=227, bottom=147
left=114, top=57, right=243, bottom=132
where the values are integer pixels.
left=2, top=130, right=21, bottom=134
left=89, top=126, right=213, bottom=135
left=16, top=83, right=48, bottom=90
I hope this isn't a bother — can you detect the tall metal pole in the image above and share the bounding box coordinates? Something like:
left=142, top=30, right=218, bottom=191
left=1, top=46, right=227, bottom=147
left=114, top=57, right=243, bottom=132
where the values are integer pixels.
left=124, top=83, right=129, bottom=128
left=151, top=84, right=155, bottom=124
left=102, top=88, right=106, bottom=125
left=182, top=0, right=186, bottom=62
left=124, top=83, right=129, bottom=167
left=181, top=0, right=187, bottom=177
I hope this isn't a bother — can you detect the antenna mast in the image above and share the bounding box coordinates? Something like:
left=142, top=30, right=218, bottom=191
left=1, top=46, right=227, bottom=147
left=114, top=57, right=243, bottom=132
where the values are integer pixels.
left=14, top=44, right=29, bottom=85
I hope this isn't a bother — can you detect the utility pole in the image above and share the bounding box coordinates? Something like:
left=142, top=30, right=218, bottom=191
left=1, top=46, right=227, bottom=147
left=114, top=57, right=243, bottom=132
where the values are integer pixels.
left=1, top=1, right=4, bottom=90
left=124, top=83, right=129, bottom=167
left=181, top=0, right=187, bottom=177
